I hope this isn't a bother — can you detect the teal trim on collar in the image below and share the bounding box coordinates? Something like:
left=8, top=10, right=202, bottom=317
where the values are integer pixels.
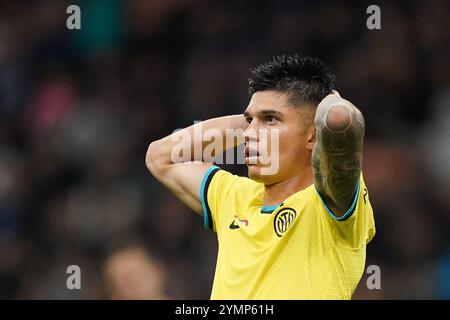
left=260, top=203, right=282, bottom=214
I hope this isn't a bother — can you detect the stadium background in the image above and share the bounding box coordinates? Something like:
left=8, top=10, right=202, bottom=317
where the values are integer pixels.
left=0, top=0, right=449, bottom=299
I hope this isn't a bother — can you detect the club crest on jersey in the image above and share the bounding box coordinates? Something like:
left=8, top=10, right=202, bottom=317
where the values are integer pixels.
left=273, top=207, right=297, bottom=237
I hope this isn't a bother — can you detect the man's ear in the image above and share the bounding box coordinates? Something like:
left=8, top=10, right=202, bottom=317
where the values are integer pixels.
left=306, top=126, right=316, bottom=151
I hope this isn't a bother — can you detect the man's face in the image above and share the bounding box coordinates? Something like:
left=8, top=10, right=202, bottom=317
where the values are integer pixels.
left=243, top=91, right=315, bottom=185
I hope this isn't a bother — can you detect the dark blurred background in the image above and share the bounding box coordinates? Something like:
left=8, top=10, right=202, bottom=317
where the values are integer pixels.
left=0, top=0, right=449, bottom=299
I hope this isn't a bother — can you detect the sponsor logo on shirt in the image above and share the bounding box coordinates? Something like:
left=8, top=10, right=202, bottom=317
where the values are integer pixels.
left=229, top=215, right=249, bottom=230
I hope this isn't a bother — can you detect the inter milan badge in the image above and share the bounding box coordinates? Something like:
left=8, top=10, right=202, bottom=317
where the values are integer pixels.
left=273, top=208, right=297, bottom=237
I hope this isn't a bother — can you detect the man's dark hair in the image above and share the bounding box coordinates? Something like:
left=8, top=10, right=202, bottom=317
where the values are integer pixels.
left=248, top=55, right=336, bottom=106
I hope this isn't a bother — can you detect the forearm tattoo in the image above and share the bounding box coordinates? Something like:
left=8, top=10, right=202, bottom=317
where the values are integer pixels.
left=312, top=98, right=365, bottom=212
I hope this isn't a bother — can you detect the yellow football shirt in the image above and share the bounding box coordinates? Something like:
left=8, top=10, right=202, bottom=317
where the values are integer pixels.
left=200, top=165, right=375, bottom=300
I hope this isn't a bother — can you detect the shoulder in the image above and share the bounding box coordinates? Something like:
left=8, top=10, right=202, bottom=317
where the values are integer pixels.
left=201, top=166, right=262, bottom=208
left=204, top=166, right=259, bottom=190
left=201, top=166, right=262, bottom=231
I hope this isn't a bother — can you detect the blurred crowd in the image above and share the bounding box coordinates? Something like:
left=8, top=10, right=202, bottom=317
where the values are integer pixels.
left=0, top=0, right=449, bottom=299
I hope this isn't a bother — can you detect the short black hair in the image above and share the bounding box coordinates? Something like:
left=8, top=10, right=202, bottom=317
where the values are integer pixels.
left=248, top=55, right=336, bottom=106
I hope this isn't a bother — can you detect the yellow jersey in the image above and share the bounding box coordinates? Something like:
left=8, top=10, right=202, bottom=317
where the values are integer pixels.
left=200, top=165, right=375, bottom=300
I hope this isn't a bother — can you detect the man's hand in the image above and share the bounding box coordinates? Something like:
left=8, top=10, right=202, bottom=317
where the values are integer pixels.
left=312, top=91, right=365, bottom=217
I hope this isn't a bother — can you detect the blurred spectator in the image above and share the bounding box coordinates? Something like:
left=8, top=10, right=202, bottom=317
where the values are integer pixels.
left=103, top=242, right=171, bottom=300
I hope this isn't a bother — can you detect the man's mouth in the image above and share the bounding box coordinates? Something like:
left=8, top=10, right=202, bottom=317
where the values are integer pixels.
left=245, top=146, right=260, bottom=164
left=245, top=146, right=260, bottom=157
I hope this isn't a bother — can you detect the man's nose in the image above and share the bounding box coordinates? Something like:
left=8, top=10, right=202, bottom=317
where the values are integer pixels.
left=244, top=124, right=258, bottom=144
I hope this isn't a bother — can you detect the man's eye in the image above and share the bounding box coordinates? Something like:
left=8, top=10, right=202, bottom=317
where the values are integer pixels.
left=246, top=118, right=252, bottom=124
left=266, top=116, right=277, bottom=123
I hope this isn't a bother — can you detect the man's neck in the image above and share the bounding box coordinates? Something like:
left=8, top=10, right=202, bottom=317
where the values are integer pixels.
left=263, top=166, right=313, bottom=206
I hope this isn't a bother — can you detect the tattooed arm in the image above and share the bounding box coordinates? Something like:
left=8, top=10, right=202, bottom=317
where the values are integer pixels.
left=312, top=92, right=365, bottom=217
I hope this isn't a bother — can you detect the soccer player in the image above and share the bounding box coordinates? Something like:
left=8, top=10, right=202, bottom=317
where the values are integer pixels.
left=145, top=55, right=375, bottom=299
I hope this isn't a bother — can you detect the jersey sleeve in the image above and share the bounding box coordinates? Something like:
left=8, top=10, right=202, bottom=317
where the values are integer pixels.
left=316, top=173, right=376, bottom=249
left=200, top=165, right=243, bottom=232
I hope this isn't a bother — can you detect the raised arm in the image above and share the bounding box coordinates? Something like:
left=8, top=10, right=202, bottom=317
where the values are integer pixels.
left=312, top=91, right=365, bottom=217
left=145, top=115, right=246, bottom=215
